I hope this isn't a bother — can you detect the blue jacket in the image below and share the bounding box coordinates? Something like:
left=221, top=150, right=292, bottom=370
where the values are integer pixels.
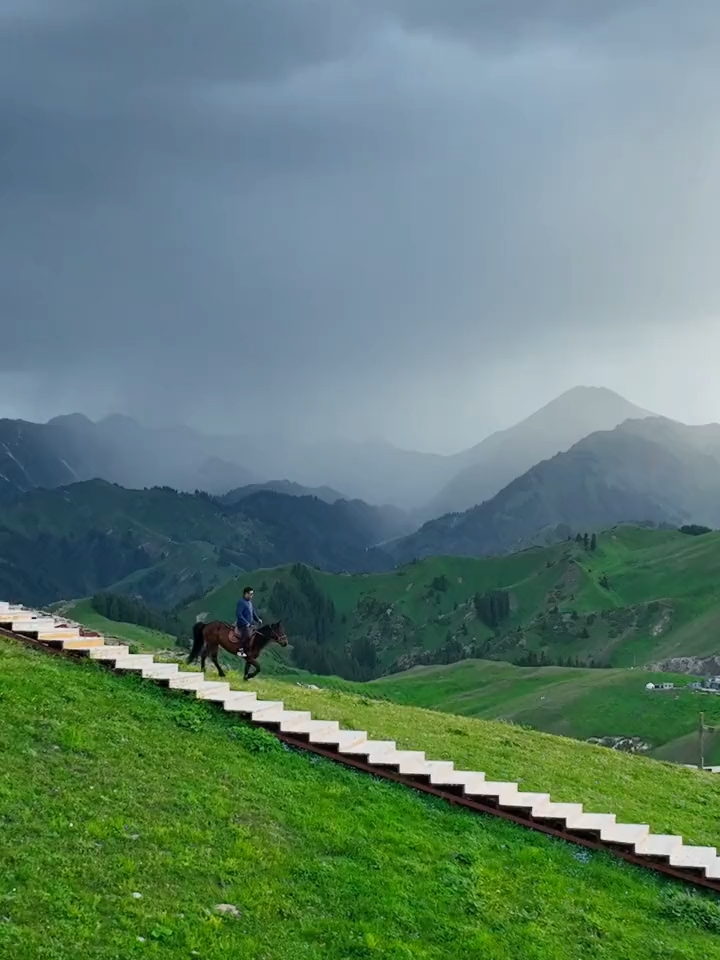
left=236, top=597, right=260, bottom=628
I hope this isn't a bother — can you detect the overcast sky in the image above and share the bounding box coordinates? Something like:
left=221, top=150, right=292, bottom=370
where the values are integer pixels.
left=2, top=1, right=720, bottom=453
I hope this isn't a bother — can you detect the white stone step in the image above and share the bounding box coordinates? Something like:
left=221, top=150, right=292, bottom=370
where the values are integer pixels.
left=8, top=618, right=56, bottom=632
left=464, top=780, right=520, bottom=803
left=501, top=792, right=552, bottom=815
left=566, top=812, right=617, bottom=833
left=533, top=802, right=585, bottom=823
left=142, top=664, right=180, bottom=680
left=275, top=711, right=313, bottom=731
left=57, top=638, right=105, bottom=650
left=250, top=700, right=285, bottom=720
left=168, top=673, right=209, bottom=690
left=702, top=859, right=720, bottom=879
left=602, top=823, right=650, bottom=847
left=37, top=629, right=82, bottom=641
left=403, top=759, right=455, bottom=778
left=114, top=655, right=156, bottom=672
left=669, top=845, right=718, bottom=869
left=194, top=682, right=232, bottom=700
left=635, top=834, right=683, bottom=858
left=342, top=739, right=396, bottom=760
left=88, top=645, right=130, bottom=660
left=310, top=729, right=368, bottom=749
left=440, top=770, right=487, bottom=789
left=222, top=693, right=259, bottom=712
left=253, top=706, right=298, bottom=725
left=276, top=718, right=340, bottom=740
left=375, top=750, right=426, bottom=772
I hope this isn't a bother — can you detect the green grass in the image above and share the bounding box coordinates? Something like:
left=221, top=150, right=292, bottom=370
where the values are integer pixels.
left=184, top=526, right=720, bottom=678
left=3, top=638, right=720, bottom=959
left=63, top=599, right=177, bottom=651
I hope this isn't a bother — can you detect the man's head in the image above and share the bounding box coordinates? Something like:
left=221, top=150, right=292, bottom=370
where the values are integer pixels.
left=243, top=586, right=254, bottom=600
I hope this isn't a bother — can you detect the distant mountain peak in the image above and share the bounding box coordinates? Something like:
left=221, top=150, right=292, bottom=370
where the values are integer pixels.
left=426, top=386, right=655, bottom=518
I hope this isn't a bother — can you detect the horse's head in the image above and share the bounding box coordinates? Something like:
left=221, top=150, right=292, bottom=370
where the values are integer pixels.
left=269, top=621, right=288, bottom=646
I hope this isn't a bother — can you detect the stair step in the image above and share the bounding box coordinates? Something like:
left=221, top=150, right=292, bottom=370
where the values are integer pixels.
left=400, top=757, right=452, bottom=777
left=567, top=813, right=617, bottom=833
left=602, top=823, right=650, bottom=847
left=288, top=719, right=341, bottom=737
left=37, top=630, right=82, bottom=641
left=464, top=780, right=519, bottom=803
left=250, top=700, right=285, bottom=719
left=142, top=664, right=180, bottom=680
left=373, top=749, right=425, bottom=769
left=501, top=792, right=552, bottom=814
left=114, top=655, right=156, bottom=671
left=88, top=645, right=130, bottom=660
left=669, top=845, right=718, bottom=869
left=222, top=693, right=260, bottom=712
left=634, top=834, right=683, bottom=857
left=254, top=706, right=296, bottom=724
left=342, top=739, right=395, bottom=759
left=275, top=711, right=313, bottom=731
left=195, top=682, right=232, bottom=700
left=311, top=729, right=368, bottom=749
left=10, top=619, right=57, bottom=632
left=441, top=770, right=487, bottom=789
left=168, top=673, right=209, bottom=690
left=533, top=802, right=585, bottom=823
left=57, top=638, right=105, bottom=650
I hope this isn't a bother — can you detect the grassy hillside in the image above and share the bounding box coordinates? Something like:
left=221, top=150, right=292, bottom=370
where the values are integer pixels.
left=185, top=526, right=720, bottom=679
left=3, top=639, right=720, bottom=958
left=366, top=661, right=720, bottom=765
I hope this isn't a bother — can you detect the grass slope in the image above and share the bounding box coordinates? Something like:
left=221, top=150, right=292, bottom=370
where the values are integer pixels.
left=3, top=642, right=720, bottom=959
left=186, top=526, right=720, bottom=677
left=366, top=661, right=720, bottom=765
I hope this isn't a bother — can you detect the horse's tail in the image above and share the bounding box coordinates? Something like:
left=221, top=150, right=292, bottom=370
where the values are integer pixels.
left=187, top=621, right=205, bottom=663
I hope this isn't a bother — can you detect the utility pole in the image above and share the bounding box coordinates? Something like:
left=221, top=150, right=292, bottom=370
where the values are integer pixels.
left=699, top=712, right=706, bottom=770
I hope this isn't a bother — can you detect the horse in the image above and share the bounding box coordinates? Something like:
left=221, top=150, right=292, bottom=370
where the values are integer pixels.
left=187, top=620, right=288, bottom=681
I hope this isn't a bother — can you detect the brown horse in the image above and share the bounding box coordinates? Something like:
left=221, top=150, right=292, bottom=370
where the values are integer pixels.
left=187, top=619, right=288, bottom=680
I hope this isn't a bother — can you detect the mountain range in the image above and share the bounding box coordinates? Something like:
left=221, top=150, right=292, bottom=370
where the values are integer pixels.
left=4, top=387, right=720, bottom=613
left=390, top=417, right=720, bottom=562
left=0, top=386, right=656, bottom=514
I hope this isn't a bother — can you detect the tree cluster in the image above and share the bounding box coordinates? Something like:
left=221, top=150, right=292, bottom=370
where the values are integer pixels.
left=90, top=591, right=186, bottom=646
left=473, top=590, right=511, bottom=629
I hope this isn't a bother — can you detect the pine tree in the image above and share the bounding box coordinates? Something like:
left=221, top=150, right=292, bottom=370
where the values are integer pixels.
left=590, top=533, right=597, bottom=551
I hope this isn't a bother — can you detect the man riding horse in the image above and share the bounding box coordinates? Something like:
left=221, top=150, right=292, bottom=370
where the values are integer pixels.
left=234, top=585, right=262, bottom=657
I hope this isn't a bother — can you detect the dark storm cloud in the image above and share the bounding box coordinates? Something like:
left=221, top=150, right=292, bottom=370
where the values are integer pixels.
left=2, top=0, right=720, bottom=448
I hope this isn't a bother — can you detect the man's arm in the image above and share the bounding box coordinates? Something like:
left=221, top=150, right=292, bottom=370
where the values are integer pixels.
left=253, top=607, right=262, bottom=624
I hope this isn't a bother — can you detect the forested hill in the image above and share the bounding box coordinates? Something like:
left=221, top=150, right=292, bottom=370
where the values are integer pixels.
left=183, top=525, right=720, bottom=682
left=0, top=480, right=400, bottom=607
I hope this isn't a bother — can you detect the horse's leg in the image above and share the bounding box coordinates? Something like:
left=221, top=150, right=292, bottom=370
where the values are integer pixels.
left=213, top=649, right=225, bottom=678
left=245, top=657, right=260, bottom=681
left=200, top=643, right=207, bottom=674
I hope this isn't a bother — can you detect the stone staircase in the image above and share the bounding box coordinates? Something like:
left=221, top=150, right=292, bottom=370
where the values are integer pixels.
left=2, top=601, right=720, bottom=892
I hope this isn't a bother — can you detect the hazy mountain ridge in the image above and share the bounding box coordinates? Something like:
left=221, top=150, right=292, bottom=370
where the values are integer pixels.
left=425, top=386, right=653, bottom=516
left=1, top=386, right=655, bottom=511
left=390, top=418, right=720, bottom=562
